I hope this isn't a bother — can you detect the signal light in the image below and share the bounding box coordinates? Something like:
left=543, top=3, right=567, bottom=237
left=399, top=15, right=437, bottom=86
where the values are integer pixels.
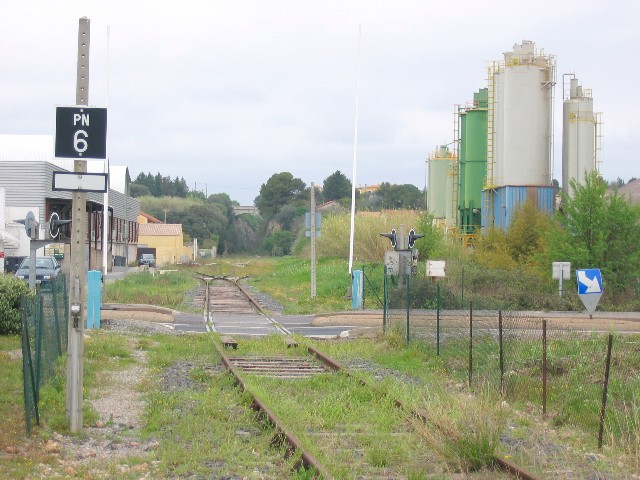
left=380, top=229, right=397, bottom=249
left=48, top=212, right=72, bottom=239
left=407, top=229, right=425, bottom=248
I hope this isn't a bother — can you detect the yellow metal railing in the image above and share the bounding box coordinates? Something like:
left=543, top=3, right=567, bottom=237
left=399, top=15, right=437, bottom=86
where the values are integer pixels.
left=484, top=61, right=501, bottom=228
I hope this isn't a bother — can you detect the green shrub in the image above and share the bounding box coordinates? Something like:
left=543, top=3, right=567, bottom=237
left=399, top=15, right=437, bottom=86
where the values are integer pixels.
left=0, top=275, right=30, bottom=335
left=263, top=230, right=295, bottom=256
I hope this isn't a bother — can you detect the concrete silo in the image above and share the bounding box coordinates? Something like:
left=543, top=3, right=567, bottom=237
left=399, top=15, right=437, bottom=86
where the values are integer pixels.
left=427, top=145, right=456, bottom=228
left=483, top=40, right=556, bottom=230
left=457, top=89, right=488, bottom=234
left=562, top=75, right=599, bottom=193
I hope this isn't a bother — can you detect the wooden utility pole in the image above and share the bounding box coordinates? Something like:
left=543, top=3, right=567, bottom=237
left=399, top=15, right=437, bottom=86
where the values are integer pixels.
left=67, top=16, right=90, bottom=433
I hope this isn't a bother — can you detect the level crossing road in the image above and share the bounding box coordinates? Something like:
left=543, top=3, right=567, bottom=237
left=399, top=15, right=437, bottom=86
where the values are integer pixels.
left=170, top=311, right=359, bottom=338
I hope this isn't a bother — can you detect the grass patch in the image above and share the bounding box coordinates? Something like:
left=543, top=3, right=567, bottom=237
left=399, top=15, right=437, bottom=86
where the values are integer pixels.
left=232, top=337, right=504, bottom=477
left=141, top=333, right=299, bottom=478
left=185, top=256, right=368, bottom=314
left=103, top=270, right=197, bottom=311
left=0, top=335, right=37, bottom=478
left=413, top=386, right=506, bottom=473
left=105, top=256, right=378, bottom=315
left=310, top=338, right=507, bottom=473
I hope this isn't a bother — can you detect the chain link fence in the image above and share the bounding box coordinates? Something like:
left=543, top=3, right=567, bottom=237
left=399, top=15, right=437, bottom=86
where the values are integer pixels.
left=383, top=271, right=640, bottom=453
left=21, top=274, right=68, bottom=432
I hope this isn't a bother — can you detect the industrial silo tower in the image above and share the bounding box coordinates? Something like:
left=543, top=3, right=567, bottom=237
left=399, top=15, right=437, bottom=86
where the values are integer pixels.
left=484, top=40, right=556, bottom=230
left=562, top=75, right=601, bottom=193
left=457, top=88, right=488, bottom=234
left=426, top=145, right=456, bottom=228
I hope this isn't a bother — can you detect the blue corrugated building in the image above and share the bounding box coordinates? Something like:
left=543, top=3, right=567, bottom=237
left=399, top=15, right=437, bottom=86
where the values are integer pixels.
left=482, top=185, right=555, bottom=231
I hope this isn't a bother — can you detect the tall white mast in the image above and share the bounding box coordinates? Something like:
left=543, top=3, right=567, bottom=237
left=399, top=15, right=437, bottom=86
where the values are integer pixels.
left=348, top=26, right=361, bottom=275
left=101, top=26, right=111, bottom=274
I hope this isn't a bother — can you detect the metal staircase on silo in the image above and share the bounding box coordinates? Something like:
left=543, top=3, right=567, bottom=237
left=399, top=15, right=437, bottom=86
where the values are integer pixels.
left=451, top=105, right=460, bottom=235
left=595, top=112, right=603, bottom=173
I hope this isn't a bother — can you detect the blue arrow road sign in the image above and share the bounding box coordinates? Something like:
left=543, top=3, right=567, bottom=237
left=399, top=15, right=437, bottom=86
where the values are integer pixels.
left=576, top=268, right=603, bottom=316
left=576, top=269, right=603, bottom=295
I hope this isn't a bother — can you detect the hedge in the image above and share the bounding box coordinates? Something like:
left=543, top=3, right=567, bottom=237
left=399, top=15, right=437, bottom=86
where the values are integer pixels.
left=0, top=274, right=30, bottom=335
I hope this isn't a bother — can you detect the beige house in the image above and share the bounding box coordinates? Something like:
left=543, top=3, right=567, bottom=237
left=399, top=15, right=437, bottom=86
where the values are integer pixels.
left=137, top=213, right=191, bottom=266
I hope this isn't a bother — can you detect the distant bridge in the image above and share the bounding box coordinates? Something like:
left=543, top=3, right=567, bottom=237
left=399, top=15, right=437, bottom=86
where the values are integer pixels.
left=232, top=205, right=260, bottom=217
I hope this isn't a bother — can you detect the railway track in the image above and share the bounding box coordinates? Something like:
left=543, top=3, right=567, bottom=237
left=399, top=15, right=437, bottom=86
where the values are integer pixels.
left=194, top=274, right=290, bottom=335
left=214, top=336, right=540, bottom=480
left=196, top=275, right=539, bottom=478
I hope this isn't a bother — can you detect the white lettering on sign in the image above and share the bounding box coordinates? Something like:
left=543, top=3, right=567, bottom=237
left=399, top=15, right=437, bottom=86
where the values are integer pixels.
left=74, top=130, right=88, bottom=154
left=73, top=113, right=90, bottom=126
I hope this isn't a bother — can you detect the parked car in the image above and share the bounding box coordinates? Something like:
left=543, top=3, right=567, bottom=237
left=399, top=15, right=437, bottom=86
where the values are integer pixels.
left=138, top=253, right=156, bottom=268
left=3, top=255, right=26, bottom=274
left=15, top=256, right=62, bottom=284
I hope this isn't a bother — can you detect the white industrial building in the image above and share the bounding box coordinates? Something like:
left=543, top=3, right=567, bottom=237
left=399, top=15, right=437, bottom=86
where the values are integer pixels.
left=0, top=134, right=140, bottom=273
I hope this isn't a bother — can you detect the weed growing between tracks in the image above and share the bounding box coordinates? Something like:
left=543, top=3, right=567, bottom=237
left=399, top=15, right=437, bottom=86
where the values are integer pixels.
left=5, top=320, right=639, bottom=478
left=136, top=333, right=300, bottom=479
left=234, top=335, right=511, bottom=478
left=316, top=335, right=640, bottom=478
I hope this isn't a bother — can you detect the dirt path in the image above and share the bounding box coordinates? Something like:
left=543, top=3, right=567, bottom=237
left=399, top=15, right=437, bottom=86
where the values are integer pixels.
left=27, top=323, right=168, bottom=479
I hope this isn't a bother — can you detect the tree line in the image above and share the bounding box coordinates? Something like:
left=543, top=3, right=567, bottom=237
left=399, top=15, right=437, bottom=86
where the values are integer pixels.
left=132, top=170, right=425, bottom=256
left=132, top=167, right=640, bottom=293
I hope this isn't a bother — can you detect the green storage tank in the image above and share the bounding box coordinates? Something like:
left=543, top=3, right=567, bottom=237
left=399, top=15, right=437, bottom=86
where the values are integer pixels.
left=458, top=89, right=487, bottom=233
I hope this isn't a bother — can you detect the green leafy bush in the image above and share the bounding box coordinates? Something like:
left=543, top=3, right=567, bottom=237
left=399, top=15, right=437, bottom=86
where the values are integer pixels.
left=263, top=230, right=295, bottom=256
left=0, top=275, right=29, bottom=335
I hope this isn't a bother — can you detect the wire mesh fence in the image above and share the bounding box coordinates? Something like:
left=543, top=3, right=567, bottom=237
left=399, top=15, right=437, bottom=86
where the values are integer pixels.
left=383, top=271, right=640, bottom=451
left=360, top=263, right=385, bottom=310
left=21, top=274, right=68, bottom=433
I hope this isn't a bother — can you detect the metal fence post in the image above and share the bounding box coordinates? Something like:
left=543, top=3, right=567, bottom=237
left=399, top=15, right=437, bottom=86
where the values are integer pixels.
left=598, top=333, right=614, bottom=449
left=362, top=264, right=365, bottom=309
left=383, top=270, right=387, bottom=333
left=499, top=310, right=504, bottom=396
left=35, top=288, right=43, bottom=404
left=469, top=300, right=473, bottom=388
left=461, top=266, right=465, bottom=306
left=543, top=319, right=547, bottom=416
left=405, top=273, right=410, bottom=345
left=21, top=296, right=39, bottom=432
left=436, top=282, right=440, bottom=356
left=52, top=275, right=62, bottom=355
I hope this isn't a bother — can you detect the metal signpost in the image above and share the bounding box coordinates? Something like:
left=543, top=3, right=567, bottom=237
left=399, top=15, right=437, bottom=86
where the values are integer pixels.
left=307, top=183, right=318, bottom=298
left=21, top=211, right=50, bottom=290
left=552, top=261, right=571, bottom=297
left=576, top=268, right=603, bottom=318
left=381, top=227, right=424, bottom=279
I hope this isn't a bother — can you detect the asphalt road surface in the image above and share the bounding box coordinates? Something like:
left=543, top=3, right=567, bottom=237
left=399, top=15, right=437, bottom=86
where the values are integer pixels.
left=170, top=311, right=364, bottom=338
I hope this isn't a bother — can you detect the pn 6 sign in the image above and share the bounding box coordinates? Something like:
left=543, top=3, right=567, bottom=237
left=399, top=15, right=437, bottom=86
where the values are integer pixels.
left=55, top=106, right=107, bottom=159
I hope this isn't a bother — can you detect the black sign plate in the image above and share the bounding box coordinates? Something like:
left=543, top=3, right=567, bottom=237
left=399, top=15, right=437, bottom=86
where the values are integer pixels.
left=55, top=106, right=107, bottom=159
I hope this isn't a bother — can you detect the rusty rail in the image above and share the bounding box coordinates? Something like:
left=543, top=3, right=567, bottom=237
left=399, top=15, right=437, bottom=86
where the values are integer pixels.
left=308, top=345, right=541, bottom=480
left=214, top=341, right=331, bottom=479
left=195, top=273, right=268, bottom=316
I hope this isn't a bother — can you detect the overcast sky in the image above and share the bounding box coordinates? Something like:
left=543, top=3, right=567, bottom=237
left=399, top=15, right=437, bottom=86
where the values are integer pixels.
left=1, top=1, right=637, bottom=205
